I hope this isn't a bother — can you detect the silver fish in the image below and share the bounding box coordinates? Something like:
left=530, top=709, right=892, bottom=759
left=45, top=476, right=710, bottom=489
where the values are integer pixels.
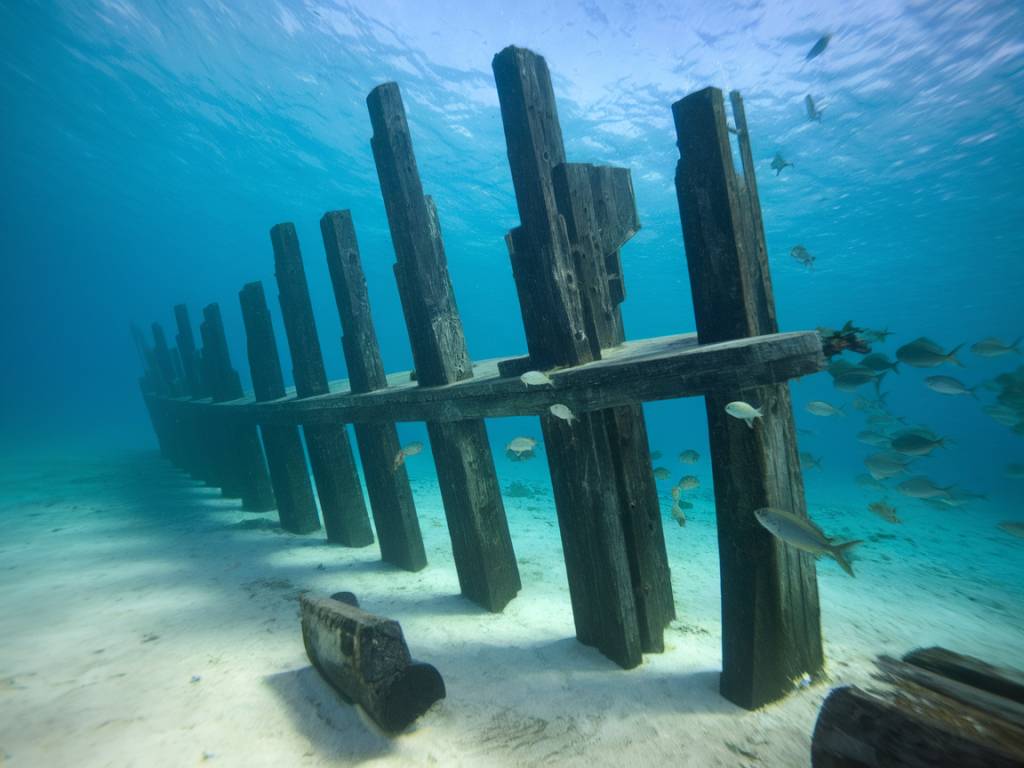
left=754, top=507, right=861, bottom=576
left=890, top=431, right=948, bottom=456
left=725, top=401, right=762, bottom=428
left=520, top=370, right=553, bottom=387
left=857, top=430, right=892, bottom=448
left=549, top=403, right=577, bottom=423
left=896, top=337, right=964, bottom=368
left=864, top=451, right=914, bottom=480
left=806, top=400, right=844, bottom=417
left=799, top=452, right=822, bottom=470
left=860, top=353, right=899, bottom=374
left=506, top=436, right=538, bottom=457
left=653, top=466, right=672, bottom=481
left=679, top=449, right=700, bottom=464
left=896, top=476, right=951, bottom=500
left=677, top=475, right=700, bottom=490
left=855, top=473, right=887, bottom=489
left=970, top=337, right=1021, bottom=357
left=924, top=376, right=976, bottom=397
left=834, top=367, right=885, bottom=392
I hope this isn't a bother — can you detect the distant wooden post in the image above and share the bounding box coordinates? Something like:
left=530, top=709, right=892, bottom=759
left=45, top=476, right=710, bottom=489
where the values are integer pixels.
left=132, top=324, right=171, bottom=459
left=672, top=86, right=823, bottom=709
left=321, top=210, right=427, bottom=572
left=151, top=322, right=180, bottom=397
left=492, top=45, right=673, bottom=666
left=271, top=223, right=374, bottom=547
left=199, top=303, right=276, bottom=512
left=367, top=82, right=521, bottom=611
left=174, top=304, right=208, bottom=400
left=239, top=281, right=321, bottom=534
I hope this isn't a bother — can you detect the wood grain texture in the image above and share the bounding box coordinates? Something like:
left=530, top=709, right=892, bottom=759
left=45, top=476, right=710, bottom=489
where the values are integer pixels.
left=239, top=281, right=320, bottom=534
left=673, top=86, right=823, bottom=708
left=271, top=223, right=373, bottom=547
left=321, top=210, right=426, bottom=572
left=368, top=81, right=519, bottom=609
left=904, top=647, right=1024, bottom=705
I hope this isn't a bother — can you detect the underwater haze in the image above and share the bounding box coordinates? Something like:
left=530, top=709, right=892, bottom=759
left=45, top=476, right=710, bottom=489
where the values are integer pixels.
left=2, top=1, right=1024, bottom=766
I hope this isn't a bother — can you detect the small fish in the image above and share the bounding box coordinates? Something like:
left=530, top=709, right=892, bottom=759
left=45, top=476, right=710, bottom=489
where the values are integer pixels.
left=549, top=403, right=577, bottom=423
left=896, top=476, right=951, bottom=500
left=866, top=412, right=904, bottom=427
left=924, top=376, right=976, bottom=398
left=804, top=94, right=823, bottom=122
left=868, top=500, right=901, bottom=524
left=1006, top=463, right=1024, bottom=479
left=806, top=400, right=844, bottom=417
left=896, top=337, right=964, bottom=368
left=791, top=244, right=814, bottom=268
left=506, top=436, right=538, bottom=458
left=392, top=441, right=424, bottom=470
left=855, top=473, right=887, bottom=489
left=857, top=430, right=892, bottom=448
left=799, top=452, right=822, bottom=470
left=936, top=487, right=987, bottom=507
left=651, top=450, right=663, bottom=461
left=828, top=359, right=859, bottom=378
left=520, top=370, right=553, bottom=387
left=805, top=34, right=832, bottom=61
left=861, top=353, right=899, bottom=374
left=679, top=449, right=700, bottom=464
left=653, top=467, right=672, bottom=481
left=754, top=507, right=861, bottom=576
left=984, top=404, right=1022, bottom=427
left=864, top=451, right=914, bottom=481
left=772, top=152, right=793, bottom=176
left=725, top=401, right=762, bottom=429
left=890, top=431, right=948, bottom=457
left=677, top=475, right=700, bottom=490
left=997, top=521, right=1024, bottom=539
left=864, top=328, right=893, bottom=343
left=971, top=337, right=1021, bottom=358
left=671, top=485, right=682, bottom=501
left=671, top=501, right=687, bottom=527
left=833, top=367, right=885, bottom=392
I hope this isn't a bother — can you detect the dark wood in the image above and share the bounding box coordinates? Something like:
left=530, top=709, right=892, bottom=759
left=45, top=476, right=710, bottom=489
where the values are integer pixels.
left=493, top=44, right=672, bottom=666
left=199, top=303, right=276, bottom=512
left=239, top=281, right=320, bottom=534
left=673, top=86, right=823, bottom=708
left=321, top=210, right=427, bottom=572
left=151, top=322, right=180, bottom=397
left=271, top=223, right=374, bottom=547
left=174, top=304, right=207, bottom=400
left=300, top=595, right=445, bottom=733
left=368, top=81, right=520, bottom=611
left=904, top=647, right=1024, bottom=706
left=811, top=684, right=1024, bottom=767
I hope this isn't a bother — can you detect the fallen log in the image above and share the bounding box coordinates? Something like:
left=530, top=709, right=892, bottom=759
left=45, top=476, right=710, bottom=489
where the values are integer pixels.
left=300, top=594, right=445, bottom=733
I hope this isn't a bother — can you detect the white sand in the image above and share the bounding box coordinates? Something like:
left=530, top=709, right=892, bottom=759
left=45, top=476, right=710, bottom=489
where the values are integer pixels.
left=1, top=451, right=1021, bottom=767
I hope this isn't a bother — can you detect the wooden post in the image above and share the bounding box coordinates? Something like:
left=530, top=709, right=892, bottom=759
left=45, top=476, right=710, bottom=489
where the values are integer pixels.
left=672, top=86, right=823, bottom=708
left=270, top=223, right=374, bottom=547
left=320, top=210, right=427, bottom=572
left=492, top=45, right=672, bottom=665
left=367, top=82, right=520, bottom=611
left=239, top=281, right=321, bottom=534
left=199, top=303, right=276, bottom=512
left=151, top=322, right=180, bottom=397
left=174, top=303, right=208, bottom=400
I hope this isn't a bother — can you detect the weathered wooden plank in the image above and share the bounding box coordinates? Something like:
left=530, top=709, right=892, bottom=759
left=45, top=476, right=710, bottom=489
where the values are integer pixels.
left=368, top=81, right=520, bottom=611
left=173, top=330, right=823, bottom=426
left=271, top=223, right=374, bottom=548
left=321, top=210, right=427, bottom=572
left=174, top=304, right=207, bottom=400
left=300, top=595, right=445, bottom=732
left=811, top=684, right=1024, bottom=768
left=493, top=44, right=672, bottom=666
left=239, top=281, right=320, bottom=534
left=673, top=86, right=822, bottom=708
left=151, top=322, right=180, bottom=398
left=199, top=303, right=276, bottom=512
left=904, top=647, right=1024, bottom=706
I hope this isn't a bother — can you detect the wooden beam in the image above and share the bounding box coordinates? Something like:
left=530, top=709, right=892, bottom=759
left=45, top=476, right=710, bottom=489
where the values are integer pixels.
left=174, top=304, right=207, bottom=400
left=164, top=330, right=823, bottom=426
left=198, top=303, right=276, bottom=511
left=271, top=223, right=374, bottom=547
left=239, top=281, right=320, bottom=534
left=321, top=209, right=427, bottom=572
left=493, top=44, right=672, bottom=666
left=904, top=647, right=1024, bottom=706
left=673, top=86, right=823, bottom=708
left=367, top=81, right=520, bottom=612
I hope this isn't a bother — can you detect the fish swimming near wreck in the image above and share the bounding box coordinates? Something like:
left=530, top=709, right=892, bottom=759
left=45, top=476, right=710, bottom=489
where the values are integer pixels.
left=924, top=376, right=976, bottom=398
left=806, top=400, right=844, bottom=417
left=754, top=507, right=861, bottom=576
left=971, top=337, right=1021, bottom=358
left=804, top=94, right=823, bottom=121
left=393, top=441, right=424, bottom=470
left=790, top=244, right=815, bottom=269
left=506, top=436, right=538, bottom=459
left=896, top=476, right=952, bottom=500
left=868, top=500, right=901, bottom=524
left=725, top=401, right=762, bottom=428
left=896, top=337, right=964, bottom=368
left=520, top=370, right=553, bottom=387
left=678, top=449, right=700, bottom=464
left=771, top=152, right=793, bottom=176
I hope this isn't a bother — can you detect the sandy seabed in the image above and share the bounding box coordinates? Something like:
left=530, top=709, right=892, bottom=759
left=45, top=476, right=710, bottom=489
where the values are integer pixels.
left=1, top=449, right=1021, bottom=768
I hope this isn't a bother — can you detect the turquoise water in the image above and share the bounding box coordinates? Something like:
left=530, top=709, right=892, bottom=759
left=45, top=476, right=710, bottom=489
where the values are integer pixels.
left=2, top=2, right=1024, bottom=763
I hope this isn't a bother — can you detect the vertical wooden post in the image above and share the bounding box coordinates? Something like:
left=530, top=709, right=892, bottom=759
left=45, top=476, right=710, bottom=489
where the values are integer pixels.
left=133, top=324, right=171, bottom=460
left=672, top=87, right=823, bottom=709
left=198, top=313, right=243, bottom=496
left=199, top=303, right=276, bottom=512
left=320, top=210, right=427, bottom=572
left=151, top=322, right=180, bottom=396
left=239, top=281, right=321, bottom=534
left=492, top=45, right=672, bottom=666
left=174, top=304, right=208, bottom=400
left=367, top=82, right=520, bottom=611
left=270, top=223, right=374, bottom=547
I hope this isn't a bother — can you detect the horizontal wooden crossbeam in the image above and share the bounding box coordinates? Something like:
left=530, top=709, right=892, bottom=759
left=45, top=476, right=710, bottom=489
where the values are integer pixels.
left=157, top=330, right=824, bottom=426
